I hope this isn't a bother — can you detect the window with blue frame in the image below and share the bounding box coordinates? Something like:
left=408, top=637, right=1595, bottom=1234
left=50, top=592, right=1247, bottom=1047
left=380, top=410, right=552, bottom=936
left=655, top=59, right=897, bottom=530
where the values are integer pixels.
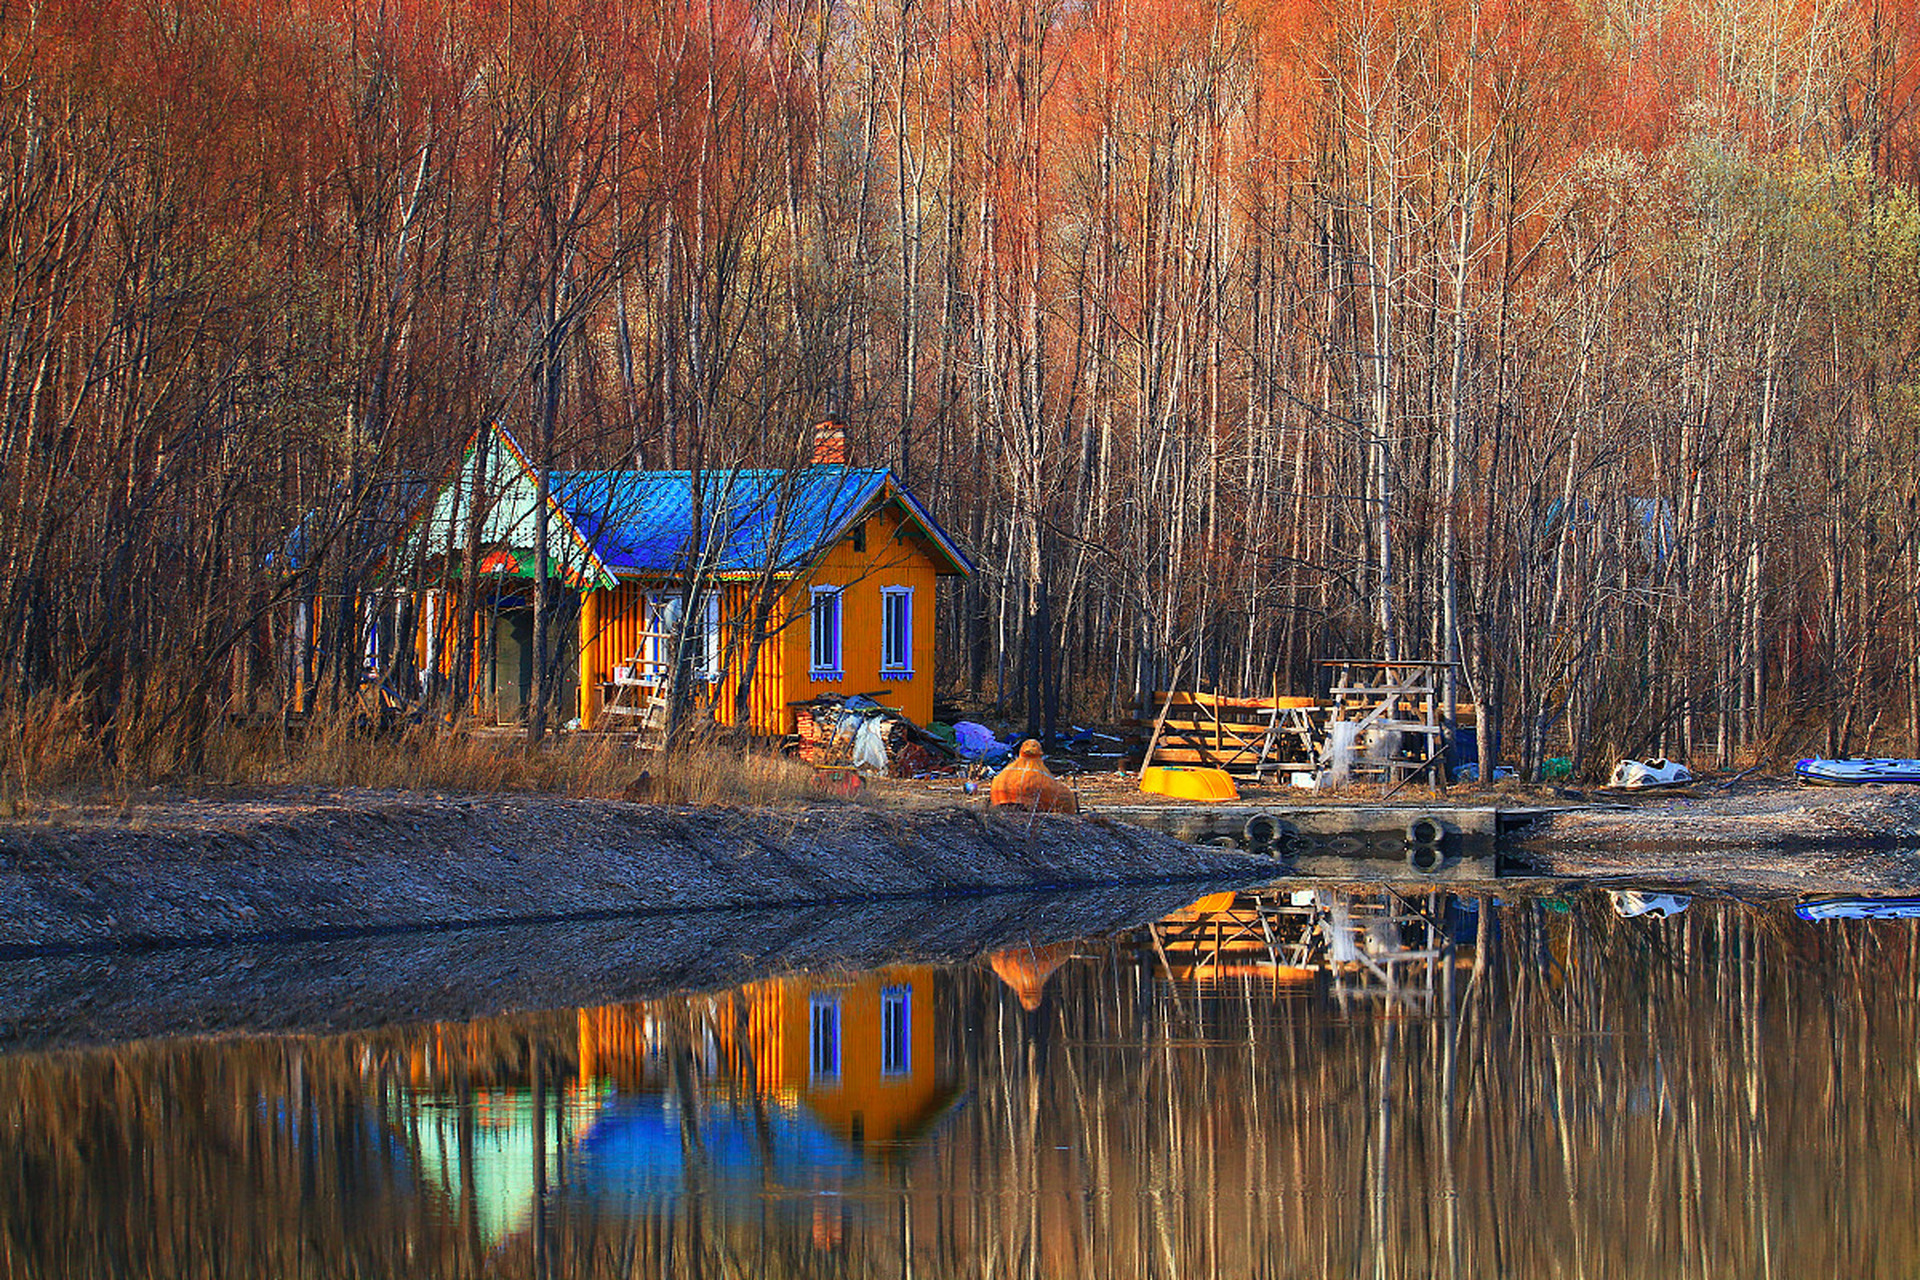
left=880, top=985, right=911, bottom=1076
left=809, top=586, right=842, bottom=680
left=880, top=587, right=912, bottom=677
left=809, top=992, right=842, bottom=1081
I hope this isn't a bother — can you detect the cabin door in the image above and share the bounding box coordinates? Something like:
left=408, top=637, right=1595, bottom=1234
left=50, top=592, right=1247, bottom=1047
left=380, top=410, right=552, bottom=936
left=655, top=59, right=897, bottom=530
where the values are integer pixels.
left=494, top=607, right=533, bottom=722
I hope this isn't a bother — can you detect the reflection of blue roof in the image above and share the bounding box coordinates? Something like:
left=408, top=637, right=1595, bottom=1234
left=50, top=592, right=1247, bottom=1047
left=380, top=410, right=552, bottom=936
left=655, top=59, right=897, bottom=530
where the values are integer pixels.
left=556, top=468, right=894, bottom=577
left=569, top=1092, right=862, bottom=1200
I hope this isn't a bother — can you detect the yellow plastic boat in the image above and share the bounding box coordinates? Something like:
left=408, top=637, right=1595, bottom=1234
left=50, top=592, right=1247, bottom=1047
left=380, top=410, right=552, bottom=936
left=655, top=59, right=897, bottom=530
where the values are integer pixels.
left=1139, top=765, right=1240, bottom=802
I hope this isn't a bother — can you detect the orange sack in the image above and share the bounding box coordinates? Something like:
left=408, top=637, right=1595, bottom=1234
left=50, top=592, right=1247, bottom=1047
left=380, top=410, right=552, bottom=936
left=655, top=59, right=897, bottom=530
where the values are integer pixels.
left=990, top=740, right=1080, bottom=814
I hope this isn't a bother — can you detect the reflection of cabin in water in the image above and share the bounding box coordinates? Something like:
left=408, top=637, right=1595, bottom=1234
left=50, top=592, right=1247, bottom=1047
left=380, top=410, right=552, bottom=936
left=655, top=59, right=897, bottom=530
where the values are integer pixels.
left=575, top=965, right=962, bottom=1150
left=720, top=966, right=961, bottom=1151
left=398, top=422, right=973, bottom=735
left=575, top=966, right=962, bottom=1150
left=397, top=967, right=960, bottom=1248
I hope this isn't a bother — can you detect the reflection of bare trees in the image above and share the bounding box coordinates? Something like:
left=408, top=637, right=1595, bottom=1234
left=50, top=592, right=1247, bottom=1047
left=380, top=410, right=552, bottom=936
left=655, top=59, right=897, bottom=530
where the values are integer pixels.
left=4, top=899, right=1920, bottom=1276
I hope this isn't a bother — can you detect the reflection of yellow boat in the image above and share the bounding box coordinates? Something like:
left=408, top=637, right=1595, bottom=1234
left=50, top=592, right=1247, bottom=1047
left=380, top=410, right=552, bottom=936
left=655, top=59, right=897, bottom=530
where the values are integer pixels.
left=1164, top=959, right=1321, bottom=984
left=1139, top=765, right=1239, bottom=801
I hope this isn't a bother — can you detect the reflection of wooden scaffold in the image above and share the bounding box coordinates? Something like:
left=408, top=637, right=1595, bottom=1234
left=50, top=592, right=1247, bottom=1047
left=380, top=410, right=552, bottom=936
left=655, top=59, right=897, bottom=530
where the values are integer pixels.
left=1147, top=891, right=1316, bottom=977
left=1319, top=659, right=1462, bottom=786
left=1144, top=888, right=1462, bottom=1010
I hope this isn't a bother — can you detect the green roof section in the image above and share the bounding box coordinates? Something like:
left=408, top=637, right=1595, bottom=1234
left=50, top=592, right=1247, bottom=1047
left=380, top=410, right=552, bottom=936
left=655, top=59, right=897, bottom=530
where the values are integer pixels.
left=406, top=426, right=617, bottom=590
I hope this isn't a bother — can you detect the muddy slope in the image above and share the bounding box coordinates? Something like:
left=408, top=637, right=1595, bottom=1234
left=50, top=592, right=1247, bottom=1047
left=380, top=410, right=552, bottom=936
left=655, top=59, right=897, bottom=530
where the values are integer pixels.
left=0, top=791, right=1270, bottom=956
left=0, top=884, right=1219, bottom=1052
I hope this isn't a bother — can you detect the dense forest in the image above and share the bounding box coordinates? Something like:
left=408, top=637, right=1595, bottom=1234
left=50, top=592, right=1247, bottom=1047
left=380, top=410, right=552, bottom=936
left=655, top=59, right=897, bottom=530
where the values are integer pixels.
left=3, top=0, right=1920, bottom=781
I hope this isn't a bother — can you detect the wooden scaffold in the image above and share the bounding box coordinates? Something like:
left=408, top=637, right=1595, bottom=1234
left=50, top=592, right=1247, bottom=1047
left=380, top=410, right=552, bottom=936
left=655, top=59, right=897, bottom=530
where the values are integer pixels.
left=1319, top=658, right=1466, bottom=787
left=1137, top=656, right=1470, bottom=789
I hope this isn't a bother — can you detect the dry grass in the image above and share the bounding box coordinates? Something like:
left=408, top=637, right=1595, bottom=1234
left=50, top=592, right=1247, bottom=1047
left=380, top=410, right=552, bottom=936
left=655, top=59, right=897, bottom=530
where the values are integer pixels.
left=0, top=696, right=829, bottom=813
left=1, top=692, right=98, bottom=816
left=641, top=728, right=823, bottom=806
left=256, top=714, right=637, bottom=797
left=248, top=715, right=827, bottom=806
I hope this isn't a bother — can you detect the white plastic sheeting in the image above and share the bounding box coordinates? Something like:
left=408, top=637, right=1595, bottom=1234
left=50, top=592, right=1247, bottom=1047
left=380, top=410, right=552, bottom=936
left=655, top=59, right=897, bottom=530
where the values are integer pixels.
left=1322, top=721, right=1363, bottom=789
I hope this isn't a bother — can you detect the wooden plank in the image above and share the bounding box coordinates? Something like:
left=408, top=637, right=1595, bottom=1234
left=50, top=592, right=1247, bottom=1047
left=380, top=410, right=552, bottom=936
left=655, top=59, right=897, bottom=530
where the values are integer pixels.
left=1152, top=710, right=1275, bottom=724
left=1317, top=658, right=1462, bottom=668
left=1149, top=744, right=1312, bottom=763
left=1153, top=691, right=1314, bottom=710
left=1151, top=718, right=1272, bottom=736
left=1147, top=747, right=1223, bottom=762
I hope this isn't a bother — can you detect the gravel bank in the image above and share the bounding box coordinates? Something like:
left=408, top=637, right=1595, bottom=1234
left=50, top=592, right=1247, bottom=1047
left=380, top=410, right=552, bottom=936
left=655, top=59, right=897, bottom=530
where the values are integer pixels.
left=1514, top=777, right=1920, bottom=892
left=0, top=789, right=1270, bottom=956
left=0, top=883, right=1222, bottom=1052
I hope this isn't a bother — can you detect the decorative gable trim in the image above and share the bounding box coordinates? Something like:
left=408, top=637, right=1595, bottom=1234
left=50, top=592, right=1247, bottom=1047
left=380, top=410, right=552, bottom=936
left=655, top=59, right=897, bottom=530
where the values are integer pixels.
left=813, top=473, right=975, bottom=578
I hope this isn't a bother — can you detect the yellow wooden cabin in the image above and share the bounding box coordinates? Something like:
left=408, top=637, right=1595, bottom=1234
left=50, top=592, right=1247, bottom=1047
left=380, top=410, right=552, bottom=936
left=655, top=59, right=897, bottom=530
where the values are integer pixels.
left=407, top=423, right=974, bottom=735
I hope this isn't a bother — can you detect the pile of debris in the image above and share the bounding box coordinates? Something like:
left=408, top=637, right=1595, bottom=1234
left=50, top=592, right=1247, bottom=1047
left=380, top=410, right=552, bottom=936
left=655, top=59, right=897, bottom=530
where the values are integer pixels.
left=791, top=694, right=958, bottom=778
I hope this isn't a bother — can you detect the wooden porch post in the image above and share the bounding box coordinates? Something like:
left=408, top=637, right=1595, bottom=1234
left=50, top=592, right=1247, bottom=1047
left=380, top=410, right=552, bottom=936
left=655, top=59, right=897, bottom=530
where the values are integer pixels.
left=579, top=589, right=599, bottom=730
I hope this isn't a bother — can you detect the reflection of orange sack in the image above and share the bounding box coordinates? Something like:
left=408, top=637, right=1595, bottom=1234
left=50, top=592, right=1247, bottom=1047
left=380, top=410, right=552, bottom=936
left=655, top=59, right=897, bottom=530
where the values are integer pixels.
left=989, top=941, right=1078, bottom=1010
left=989, top=740, right=1079, bottom=813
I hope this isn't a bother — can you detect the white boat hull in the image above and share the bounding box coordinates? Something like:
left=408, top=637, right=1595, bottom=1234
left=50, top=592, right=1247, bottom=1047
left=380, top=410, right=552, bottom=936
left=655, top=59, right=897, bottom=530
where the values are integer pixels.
left=1797, top=896, right=1920, bottom=920
left=1607, top=758, right=1693, bottom=789
left=1794, top=757, right=1920, bottom=785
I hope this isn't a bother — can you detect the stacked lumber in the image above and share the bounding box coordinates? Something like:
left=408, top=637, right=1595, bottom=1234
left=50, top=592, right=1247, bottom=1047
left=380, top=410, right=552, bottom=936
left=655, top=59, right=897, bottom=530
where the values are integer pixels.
left=1140, top=691, right=1319, bottom=777
left=793, top=700, right=856, bottom=765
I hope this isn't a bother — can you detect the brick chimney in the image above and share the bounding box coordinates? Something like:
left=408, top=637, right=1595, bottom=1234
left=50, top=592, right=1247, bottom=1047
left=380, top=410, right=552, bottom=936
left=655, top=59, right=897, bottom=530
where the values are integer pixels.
left=812, top=419, right=848, bottom=466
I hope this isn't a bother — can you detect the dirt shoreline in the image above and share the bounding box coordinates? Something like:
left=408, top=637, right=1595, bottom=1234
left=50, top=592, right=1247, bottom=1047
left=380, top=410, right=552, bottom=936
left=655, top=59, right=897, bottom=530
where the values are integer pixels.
left=5, top=779, right=1920, bottom=1053
left=1509, top=776, right=1920, bottom=892
left=7, top=776, right=1920, bottom=957
left=0, top=788, right=1275, bottom=958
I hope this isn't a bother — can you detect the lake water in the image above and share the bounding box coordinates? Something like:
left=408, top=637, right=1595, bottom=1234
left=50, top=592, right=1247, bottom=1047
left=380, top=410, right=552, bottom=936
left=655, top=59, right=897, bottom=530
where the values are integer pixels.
left=4, top=882, right=1918, bottom=1277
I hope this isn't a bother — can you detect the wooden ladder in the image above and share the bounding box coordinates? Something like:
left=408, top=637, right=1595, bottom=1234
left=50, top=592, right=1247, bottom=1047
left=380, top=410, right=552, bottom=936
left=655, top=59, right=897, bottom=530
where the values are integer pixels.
left=601, top=633, right=671, bottom=746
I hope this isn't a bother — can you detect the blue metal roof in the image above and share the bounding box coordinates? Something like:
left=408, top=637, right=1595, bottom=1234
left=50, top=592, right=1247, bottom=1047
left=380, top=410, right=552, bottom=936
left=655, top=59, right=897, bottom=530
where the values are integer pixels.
left=393, top=425, right=975, bottom=585
left=555, top=464, right=973, bottom=578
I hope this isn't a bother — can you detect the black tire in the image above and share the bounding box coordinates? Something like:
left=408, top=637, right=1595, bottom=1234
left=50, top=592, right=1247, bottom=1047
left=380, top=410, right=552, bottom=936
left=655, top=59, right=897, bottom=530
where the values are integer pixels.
left=1207, top=834, right=1244, bottom=851
left=1407, top=844, right=1445, bottom=874
left=1405, top=815, right=1447, bottom=847
left=1243, top=812, right=1288, bottom=850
